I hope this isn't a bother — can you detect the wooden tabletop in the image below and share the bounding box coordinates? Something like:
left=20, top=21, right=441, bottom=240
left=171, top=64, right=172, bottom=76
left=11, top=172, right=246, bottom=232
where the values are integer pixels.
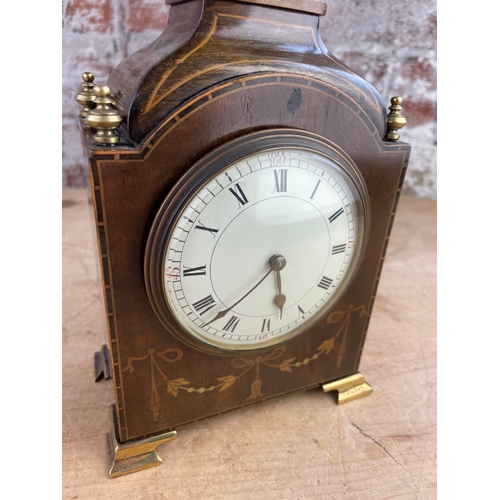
left=62, top=190, right=436, bottom=499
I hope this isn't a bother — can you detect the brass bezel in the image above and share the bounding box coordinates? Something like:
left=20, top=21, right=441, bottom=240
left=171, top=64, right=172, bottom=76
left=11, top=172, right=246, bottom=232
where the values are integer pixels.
left=144, top=129, right=371, bottom=355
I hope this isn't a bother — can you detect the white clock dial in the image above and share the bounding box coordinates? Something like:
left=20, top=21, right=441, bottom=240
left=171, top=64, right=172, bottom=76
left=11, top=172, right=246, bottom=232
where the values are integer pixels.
left=160, top=145, right=365, bottom=351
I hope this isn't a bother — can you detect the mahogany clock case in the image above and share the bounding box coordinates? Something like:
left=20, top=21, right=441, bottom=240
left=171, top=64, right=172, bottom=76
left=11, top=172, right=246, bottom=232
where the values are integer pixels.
left=83, top=0, right=411, bottom=443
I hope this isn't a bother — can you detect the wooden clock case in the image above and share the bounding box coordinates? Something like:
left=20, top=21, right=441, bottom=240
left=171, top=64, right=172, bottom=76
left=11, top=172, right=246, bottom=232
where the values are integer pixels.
left=81, top=0, right=410, bottom=455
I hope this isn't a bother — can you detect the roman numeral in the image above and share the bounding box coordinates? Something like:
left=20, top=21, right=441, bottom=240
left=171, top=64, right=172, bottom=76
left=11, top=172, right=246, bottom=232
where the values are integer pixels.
left=229, top=183, right=249, bottom=206
left=192, top=295, right=217, bottom=316
left=273, top=169, right=288, bottom=192
left=298, top=305, right=305, bottom=316
left=329, top=208, right=344, bottom=223
left=317, top=276, right=333, bottom=290
left=182, top=265, right=207, bottom=277
left=261, top=318, right=271, bottom=332
left=310, top=179, right=321, bottom=199
left=194, top=221, right=219, bottom=237
left=331, top=244, right=346, bottom=255
left=222, top=316, right=240, bottom=332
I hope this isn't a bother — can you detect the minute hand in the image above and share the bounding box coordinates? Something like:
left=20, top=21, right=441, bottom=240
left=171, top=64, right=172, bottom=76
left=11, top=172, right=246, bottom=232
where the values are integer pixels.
left=203, top=268, right=273, bottom=327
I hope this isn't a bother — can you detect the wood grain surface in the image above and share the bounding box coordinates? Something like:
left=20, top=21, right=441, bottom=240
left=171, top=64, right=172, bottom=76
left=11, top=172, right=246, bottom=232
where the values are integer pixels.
left=62, top=190, right=436, bottom=499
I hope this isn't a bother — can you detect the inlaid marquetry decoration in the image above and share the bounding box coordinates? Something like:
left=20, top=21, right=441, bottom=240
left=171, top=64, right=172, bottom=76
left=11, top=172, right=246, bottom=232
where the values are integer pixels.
left=123, top=304, right=368, bottom=421
left=326, top=304, right=369, bottom=368
left=122, top=347, right=184, bottom=422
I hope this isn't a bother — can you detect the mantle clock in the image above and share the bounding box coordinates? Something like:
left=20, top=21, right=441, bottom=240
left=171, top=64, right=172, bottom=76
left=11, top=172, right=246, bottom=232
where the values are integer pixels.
left=75, top=0, right=411, bottom=478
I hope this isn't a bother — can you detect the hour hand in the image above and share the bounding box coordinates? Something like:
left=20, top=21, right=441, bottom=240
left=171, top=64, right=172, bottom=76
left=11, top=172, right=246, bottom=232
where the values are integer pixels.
left=270, top=255, right=287, bottom=319
left=273, top=291, right=286, bottom=319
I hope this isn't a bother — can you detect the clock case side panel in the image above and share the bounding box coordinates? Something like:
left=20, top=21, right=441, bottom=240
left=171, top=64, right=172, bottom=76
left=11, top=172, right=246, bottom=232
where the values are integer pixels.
left=90, top=74, right=410, bottom=442
left=85, top=149, right=130, bottom=440
left=352, top=142, right=411, bottom=372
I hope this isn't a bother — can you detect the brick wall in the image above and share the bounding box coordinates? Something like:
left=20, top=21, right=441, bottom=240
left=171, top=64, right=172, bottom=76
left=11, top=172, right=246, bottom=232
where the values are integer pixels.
left=63, top=0, right=436, bottom=198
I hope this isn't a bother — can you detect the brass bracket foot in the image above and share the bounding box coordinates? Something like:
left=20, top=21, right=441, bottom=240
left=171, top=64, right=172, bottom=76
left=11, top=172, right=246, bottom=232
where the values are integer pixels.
left=94, top=344, right=112, bottom=382
left=322, top=372, right=372, bottom=404
left=107, top=405, right=177, bottom=478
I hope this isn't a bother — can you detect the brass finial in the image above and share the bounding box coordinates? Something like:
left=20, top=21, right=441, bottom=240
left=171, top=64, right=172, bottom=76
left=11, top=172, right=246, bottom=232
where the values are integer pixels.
left=75, top=72, right=96, bottom=118
left=384, top=96, right=407, bottom=142
left=84, top=85, right=124, bottom=145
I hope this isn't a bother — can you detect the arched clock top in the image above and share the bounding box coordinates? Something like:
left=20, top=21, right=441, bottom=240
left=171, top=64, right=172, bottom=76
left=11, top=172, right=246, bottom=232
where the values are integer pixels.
left=105, top=0, right=387, bottom=144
